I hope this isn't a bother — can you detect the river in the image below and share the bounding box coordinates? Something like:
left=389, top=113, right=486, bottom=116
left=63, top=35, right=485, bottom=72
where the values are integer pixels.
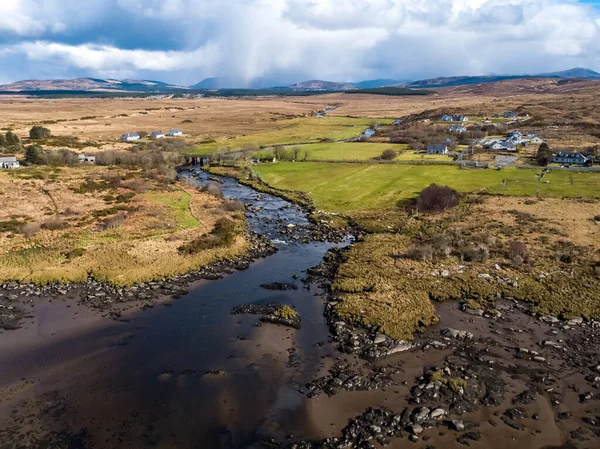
left=0, top=168, right=348, bottom=448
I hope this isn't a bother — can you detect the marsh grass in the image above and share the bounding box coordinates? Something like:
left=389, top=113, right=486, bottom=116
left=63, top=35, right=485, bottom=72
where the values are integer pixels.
left=0, top=167, right=249, bottom=286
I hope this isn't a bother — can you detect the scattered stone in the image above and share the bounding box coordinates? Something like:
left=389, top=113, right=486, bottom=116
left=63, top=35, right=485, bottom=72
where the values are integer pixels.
left=450, top=420, right=465, bottom=431
left=442, top=328, right=474, bottom=340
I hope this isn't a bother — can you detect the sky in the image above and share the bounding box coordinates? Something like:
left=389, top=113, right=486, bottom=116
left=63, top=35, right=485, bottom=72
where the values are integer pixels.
left=0, top=0, right=599, bottom=87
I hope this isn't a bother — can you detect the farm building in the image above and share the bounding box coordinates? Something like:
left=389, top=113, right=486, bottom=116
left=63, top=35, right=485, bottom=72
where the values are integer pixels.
left=168, top=129, right=183, bottom=137
left=150, top=131, right=165, bottom=139
left=504, top=112, right=518, bottom=119
left=120, top=133, right=140, bottom=141
left=553, top=152, right=591, bottom=165
left=449, top=124, right=467, bottom=133
left=441, top=115, right=468, bottom=122
left=426, top=144, right=449, bottom=154
left=0, top=156, right=19, bottom=169
left=530, top=136, right=544, bottom=144
left=78, top=154, right=96, bottom=164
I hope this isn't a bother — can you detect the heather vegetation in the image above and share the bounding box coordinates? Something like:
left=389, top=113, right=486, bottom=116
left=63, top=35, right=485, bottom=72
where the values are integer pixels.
left=0, top=166, right=247, bottom=286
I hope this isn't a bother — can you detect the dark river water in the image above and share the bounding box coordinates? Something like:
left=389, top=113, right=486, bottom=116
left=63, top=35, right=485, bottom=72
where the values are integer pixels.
left=0, top=168, right=348, bottom=449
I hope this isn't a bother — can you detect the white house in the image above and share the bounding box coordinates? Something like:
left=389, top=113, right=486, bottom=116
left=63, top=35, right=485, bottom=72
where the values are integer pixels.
left=530, top=136, right=544, bottom=144
left=427, top=144, right=449, bottom=154
left=441, top=115, right=468, bottom=122
left=449, top=124, right=467, bottom=133
left=150, top=131, right=165, bottom=139
left=167, top=129, right=183, bottom=137
left=0, top=156, right=19, bottom=169
left=78, top=154, right=96, bottom=164
left=120, top=133, right=140, bottom=141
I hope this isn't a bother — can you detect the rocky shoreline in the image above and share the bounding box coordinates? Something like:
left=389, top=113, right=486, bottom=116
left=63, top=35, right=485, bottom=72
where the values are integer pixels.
left=0, top=232, right=276, bottom=331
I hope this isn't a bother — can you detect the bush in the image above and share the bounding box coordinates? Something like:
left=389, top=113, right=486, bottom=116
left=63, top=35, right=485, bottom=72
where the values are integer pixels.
left=42, top=219, right=67, bottom=230
left=381, top=149, right=397, bottom=160
left=66, top=248, right=86, bottom=259
left=29, top=126, right=51, bottom=140
left=508, top=241, right=529, bottom=267
left=21, top=222, right=41, bottom=238
left=222, top=200, right=245, bottom=212
left=102, top=214, right=126, bottom=230
left=536, top=143, right=553, bottom=166
left=202, top=181, right=223, bottom=198
left=416, top=184, right=460, bottom=213
left=178, top=218, right=239, bottom=255
left=407, top=243, right=433, bottom=261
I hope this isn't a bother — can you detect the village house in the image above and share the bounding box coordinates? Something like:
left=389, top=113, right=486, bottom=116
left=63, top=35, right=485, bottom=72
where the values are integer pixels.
left=360, top=128, right=376, bottom=139
left=504, top=112, right=518, bottom=119
left=442, top=115, right=468, bottom=122
left=426, top=144, right=449, bottom=154
left=120, top=133, right=140, bottom=141
left=167, top=129, right=183, bottom=137
left=0, top=156, right=19, bottom=169
left=530, top=136, right=544, bottom=144
left=78, top=154, right=96, bottom=164
left=553, top=151, right=591, bottom=166
left=150, top=131, right=165, bottom=139
left=449, top=124, right=467, bottom=133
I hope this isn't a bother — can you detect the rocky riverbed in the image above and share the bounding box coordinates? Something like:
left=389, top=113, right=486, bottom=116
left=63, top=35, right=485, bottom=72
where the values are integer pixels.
left=2, top=168, right=599, bottom=449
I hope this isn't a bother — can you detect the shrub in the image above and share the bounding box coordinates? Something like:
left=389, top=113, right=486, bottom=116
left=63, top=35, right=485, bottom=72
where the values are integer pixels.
left=102, top=214, right=126, bottom=230
left=222, top=200, right=245, bottom=212
left=21, top=222, right=41, bottom=237
left=381, top=149, right=397, bottom=160
left=25, top=145, right=45, bottom=164
left=66, top=248, right=86, bottom=259
left=508, top=241, right=529, bottom=266
left=416, top=184, right=460, bottom=213
left=202, top=181, right=223, bottom=198
left=178, top=218, right=239, bottom=254
left=212, top=218, right=238, bottom=245
left=407, top=243, right=433, bottom=261
left=29, top=126, right=51, bottom=140
left=536, top=143, right=553, bottom=166
left=42, top=219, right=67, bottom=230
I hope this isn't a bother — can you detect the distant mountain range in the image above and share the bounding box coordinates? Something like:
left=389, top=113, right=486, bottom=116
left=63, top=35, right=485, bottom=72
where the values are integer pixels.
left=406, top=68, right=600, bottom=88
left=0, top=68, right=598, bottom=94
left=0, top=77, right=188, bottom=92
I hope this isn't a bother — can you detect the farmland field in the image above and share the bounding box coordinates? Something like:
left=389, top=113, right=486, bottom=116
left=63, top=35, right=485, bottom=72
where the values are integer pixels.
left=254, top=162, right=600, bottom=212
left=192, top=116, right=392, bottom=153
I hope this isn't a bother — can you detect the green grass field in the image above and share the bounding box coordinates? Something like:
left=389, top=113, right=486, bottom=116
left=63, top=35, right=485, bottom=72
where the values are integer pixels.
left=192, top=117, right=392, bottom=154
left=254, top=162, right=600, bottom=213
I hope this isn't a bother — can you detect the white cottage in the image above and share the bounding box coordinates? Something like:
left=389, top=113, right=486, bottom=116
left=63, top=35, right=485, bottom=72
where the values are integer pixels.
left=0, top=156, right=19, bottom=169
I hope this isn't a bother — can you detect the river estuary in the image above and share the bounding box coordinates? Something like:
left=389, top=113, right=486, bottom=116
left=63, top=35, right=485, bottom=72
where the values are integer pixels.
left=0, top=168, right=348, bottom=448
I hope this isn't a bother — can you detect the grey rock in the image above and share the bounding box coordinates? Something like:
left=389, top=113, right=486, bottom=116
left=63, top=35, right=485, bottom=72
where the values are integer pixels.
left=451, top=420, right=465, bottom=431
left=430, top=408, right=447, bottom=420
left=442, top=328, right=474, bottom=340
left=408, top=424, right=423, bottom=435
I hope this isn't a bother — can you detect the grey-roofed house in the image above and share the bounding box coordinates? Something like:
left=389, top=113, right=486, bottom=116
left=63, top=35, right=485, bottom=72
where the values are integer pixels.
left=504, top=112, right=518, bottom=119
left=449, top=124, right=467, bottom=133
left=78, top=154, right=96, bottom=164
left=553, top=151, right=591, bottom=165
left=120, top=132, right=140, bottom=141
left=167, top=129, right=183, bottom=136
left=0, top=156, right=19, bottom=169
left=150, top=131, right=165, bottom=139
left=426, top=144, right=449, bottom=154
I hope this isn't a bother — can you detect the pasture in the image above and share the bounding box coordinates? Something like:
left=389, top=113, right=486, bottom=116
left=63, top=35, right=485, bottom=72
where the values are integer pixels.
left=254, top=162, right=600, bottom=213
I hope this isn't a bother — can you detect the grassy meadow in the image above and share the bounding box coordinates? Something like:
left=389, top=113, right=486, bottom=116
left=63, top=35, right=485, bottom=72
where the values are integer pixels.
left=254, top=162, right=600, bottom=213
left=193, top=117, right=392, bottom=153
left=0, top=167, right=248, bottom=286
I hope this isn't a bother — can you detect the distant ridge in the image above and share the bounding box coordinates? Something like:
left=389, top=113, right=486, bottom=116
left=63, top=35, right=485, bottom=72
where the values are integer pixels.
left=0, top=77, right=188, bottom=93
left=408, top=67, right=600, bottom=88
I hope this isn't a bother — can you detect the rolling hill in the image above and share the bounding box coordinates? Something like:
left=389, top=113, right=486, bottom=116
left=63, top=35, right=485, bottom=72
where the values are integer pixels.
left=0, top=77, right=188, bottom=92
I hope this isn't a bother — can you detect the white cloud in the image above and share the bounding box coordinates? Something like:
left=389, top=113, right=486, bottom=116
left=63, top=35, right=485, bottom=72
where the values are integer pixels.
left=0, top=0, right=599, bottom=84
